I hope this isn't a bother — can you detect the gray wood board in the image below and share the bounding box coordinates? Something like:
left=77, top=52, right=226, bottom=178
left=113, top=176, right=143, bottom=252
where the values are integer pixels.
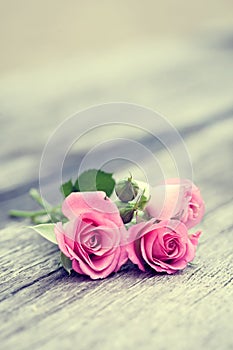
left=1, top=115, right=232, bottom=350
left=1, top=28, right=233, bottom=350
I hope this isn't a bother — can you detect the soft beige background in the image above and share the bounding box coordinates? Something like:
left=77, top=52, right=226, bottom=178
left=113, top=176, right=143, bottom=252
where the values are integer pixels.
left=1, top=0, right=232, bottom=118
left=1, top=0, right=233, bottom=72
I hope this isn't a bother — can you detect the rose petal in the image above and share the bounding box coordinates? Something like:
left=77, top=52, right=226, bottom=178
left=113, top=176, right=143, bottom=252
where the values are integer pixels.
left=146, top=183, right=191, bottom=220
left=126, top=239, right=145, bottom=271
left=54, top=223, right=74, bottom=258
left=62, top=191, right=123, bottom=227
left=189, top=230, right=202, bottom=246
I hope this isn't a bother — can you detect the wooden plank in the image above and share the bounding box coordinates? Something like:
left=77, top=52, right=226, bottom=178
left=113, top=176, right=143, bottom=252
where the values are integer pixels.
left=1, top=12, right=233, bottom=347
left=1, top=32, right=233, bottom=197
left=1, top=114, right=232, bottom=350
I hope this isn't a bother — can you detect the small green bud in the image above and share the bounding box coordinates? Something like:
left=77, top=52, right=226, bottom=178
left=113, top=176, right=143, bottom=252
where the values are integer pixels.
left=119, top=206, right=135, bottom=224
left=115, top=179, right=139, bottom=202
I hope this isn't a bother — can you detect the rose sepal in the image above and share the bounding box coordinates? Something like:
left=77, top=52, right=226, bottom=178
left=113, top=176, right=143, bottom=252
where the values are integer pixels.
left=29, top=223, right=58, bottom=244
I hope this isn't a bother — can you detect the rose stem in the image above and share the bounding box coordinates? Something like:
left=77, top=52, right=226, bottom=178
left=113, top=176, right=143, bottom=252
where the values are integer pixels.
left=9, top=209, right=48, bottom=218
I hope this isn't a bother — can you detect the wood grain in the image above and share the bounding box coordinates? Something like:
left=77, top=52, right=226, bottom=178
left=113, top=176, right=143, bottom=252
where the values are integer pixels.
left=1, top=18, right=233, bottom=350
left=1, top=113, right=233, bottom=349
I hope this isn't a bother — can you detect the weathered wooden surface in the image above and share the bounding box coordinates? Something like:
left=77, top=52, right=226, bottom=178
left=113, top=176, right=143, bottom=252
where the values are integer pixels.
left=1, top=12, right=233, bottom=350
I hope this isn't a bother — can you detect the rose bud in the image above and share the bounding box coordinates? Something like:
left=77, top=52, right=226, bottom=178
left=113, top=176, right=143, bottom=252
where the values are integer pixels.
left=115, top=179, right=139, bottom=202
left=119, top=205, right=135, bottom=224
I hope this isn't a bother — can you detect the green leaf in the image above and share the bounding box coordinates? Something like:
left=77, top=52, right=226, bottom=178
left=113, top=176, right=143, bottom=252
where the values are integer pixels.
left=60, top=252, right=72, bottom=275
left=60, top=179, right=74, bottom=198
left=137, top=193, right=149, bottom=210
left=74, top=169, right=115, bottom=197
left=29, top=223, right=57, bottom=244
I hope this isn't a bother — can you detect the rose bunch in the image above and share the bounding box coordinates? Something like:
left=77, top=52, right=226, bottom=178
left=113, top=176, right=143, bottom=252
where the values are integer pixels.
left=10, top=170, right=205, bottom=279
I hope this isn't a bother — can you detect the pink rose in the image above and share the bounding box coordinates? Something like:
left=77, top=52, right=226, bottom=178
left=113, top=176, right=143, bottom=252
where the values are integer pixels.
left=146, top=178, right=205, bottom=228
left=55, top=191, right=128, bottom=279
left=127, top=219, right=201, bottom=274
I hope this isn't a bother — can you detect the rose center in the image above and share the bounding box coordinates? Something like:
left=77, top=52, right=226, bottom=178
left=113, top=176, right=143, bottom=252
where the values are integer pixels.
left=87, top=234, right=100, bottom=249
left=168, top=241, right=175, bottom=249
left=164, top=238, right=178, bottom=255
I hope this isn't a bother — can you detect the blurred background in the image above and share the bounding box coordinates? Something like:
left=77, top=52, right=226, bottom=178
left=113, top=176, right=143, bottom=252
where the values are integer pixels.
left=0, top=0, right=233, bottom=221
left=1, top=0, right=233, bottom=71
left=1, top=4, right=233, bottom=348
